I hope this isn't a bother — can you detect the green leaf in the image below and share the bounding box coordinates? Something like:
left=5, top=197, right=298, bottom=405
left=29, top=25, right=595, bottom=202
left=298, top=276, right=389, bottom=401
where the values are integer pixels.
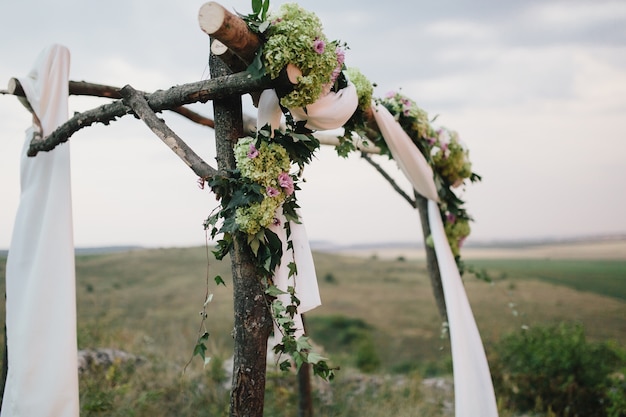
left=251, top=0, right=262, bottom=14
left=296, top=336, right=313, bottom=352
left=305, top=352, right=328, bottom=365
left=214, top=275, right=226, bottom=286
left=266, top=285, right=287, bottom=297
left=261, top=0, right=270, bottom=20
left=193, top=342, right=207, bottom=359
left=287, top=262, right=297, bottom=277
left=279, top=360, right=291, bottom=372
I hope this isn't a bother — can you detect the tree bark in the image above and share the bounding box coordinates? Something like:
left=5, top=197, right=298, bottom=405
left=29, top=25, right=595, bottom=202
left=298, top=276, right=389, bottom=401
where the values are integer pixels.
left=4, top=78, right=215, bottom=128
left=25, top=71, right=274, bottom=157
left=118, top=85, right=217, bottom=179
left=297, top=315, right=313, bottom=417
left=210, top=50, right=272, bottom=417
left=414, top=192, right=448, bottom=322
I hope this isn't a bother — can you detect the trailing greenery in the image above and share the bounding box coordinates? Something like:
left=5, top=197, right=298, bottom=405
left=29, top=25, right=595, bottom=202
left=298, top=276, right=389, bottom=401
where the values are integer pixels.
left=204, top=122, right=336, bottom=380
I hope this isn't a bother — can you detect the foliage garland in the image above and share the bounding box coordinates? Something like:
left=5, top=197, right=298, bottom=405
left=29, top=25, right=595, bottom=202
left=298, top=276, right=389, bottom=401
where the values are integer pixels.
left=204, top=120, right=335, bottom=380
left=340, top=84, right=481, bottom=267
left=195, top=0, right=482, bottom=380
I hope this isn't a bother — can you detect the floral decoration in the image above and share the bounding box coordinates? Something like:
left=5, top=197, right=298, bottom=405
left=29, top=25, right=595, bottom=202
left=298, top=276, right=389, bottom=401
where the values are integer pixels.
left=378, top=91, right=480, bottom=265
left=345, top=67, right=374, bottom=112
left=246, top=2, right=346, bottom=108
left=205, top=123, right=335, bottom=380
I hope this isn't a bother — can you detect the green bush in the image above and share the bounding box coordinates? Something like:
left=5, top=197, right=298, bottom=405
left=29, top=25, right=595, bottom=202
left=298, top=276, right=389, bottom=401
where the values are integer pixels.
left=492, top=322, right=625, bottom=417
left=307, top=315, right=381, bottom=373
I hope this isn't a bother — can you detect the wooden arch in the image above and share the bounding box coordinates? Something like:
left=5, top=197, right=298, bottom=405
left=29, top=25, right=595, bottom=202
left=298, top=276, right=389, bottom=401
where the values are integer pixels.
left=1, top=3, right=450, bottom=416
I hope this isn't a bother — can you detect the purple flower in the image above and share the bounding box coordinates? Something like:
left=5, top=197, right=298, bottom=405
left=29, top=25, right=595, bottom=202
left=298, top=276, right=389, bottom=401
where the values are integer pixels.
left=278, top=172, right=294, bottom=196
left=247, top=143, right=259, bottom=159
left=272, top=217, right=282, bottom=227
left=313, top=37, right=325, bottom=54
left=266, top=186, right=280, bottom=198
left=446, top=212, right=456, bottom=224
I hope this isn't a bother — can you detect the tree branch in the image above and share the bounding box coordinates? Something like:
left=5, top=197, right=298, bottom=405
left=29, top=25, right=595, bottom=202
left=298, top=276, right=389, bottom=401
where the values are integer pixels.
left=3, top=78, right=216, bottom=129
left=119, top=85, right=217, bottom=180
left=360, top=152, right=416, bottom=207
left=27, top=71, right=277, bottom=157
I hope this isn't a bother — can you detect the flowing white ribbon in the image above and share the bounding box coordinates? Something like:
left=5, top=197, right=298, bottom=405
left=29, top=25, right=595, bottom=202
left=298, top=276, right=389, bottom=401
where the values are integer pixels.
left=2, top=44, right=79, bottom=417
left=371, top=103, right=439, bottom=202
left=372, top=103, right=498, bottom=417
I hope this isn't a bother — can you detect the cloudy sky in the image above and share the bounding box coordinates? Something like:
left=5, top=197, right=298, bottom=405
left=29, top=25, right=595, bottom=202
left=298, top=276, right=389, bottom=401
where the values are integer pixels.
left=1, top=0, right=625, bottom=249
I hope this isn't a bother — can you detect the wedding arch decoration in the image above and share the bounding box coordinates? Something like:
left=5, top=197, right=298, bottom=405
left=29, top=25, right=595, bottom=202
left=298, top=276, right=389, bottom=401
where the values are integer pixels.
left=1, top=1, right=498, bottom=417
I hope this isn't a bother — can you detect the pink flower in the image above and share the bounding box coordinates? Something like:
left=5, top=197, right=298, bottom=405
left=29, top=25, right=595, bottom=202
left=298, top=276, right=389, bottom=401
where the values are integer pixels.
left=247, top=143, right=259, bottom=159
left=335, top=47, right=345, bottom=66
left=272, top=217, right=282, bottom=227
left=313, top=37, right=325, bottom=54
left=385, top=91, right=396, bottom=99
left=446, top=212, right=456, bottom=224
left=266, top=186, right=280, bottom=198
left=278, top=172, right=294, bottom=196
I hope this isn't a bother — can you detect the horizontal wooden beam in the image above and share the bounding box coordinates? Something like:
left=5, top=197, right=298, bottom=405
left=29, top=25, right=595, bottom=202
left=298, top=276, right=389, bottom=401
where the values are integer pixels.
left=4, top=78, right=215, bottom=128
left=26, top=71, right=280, bottom=156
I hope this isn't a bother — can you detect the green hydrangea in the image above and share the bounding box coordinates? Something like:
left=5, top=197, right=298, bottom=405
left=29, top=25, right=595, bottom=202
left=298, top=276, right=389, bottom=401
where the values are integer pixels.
left=233, top=136, right=293, bottom=235
left=444, top=216, right=471, bottom=258
left=345, top=67, right=373, bottom=111
left=235, top=136, right=291, bottom=185
left=263, top=3, right=340, bottom=108
left=235, top=197, right=282, bottom=235
left=431, top=130, right=473, bottom=186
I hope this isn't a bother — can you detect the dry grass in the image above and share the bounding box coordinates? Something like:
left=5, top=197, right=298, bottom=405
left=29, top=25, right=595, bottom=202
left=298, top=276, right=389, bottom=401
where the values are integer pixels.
left=0, top=238, right=623, bottom=416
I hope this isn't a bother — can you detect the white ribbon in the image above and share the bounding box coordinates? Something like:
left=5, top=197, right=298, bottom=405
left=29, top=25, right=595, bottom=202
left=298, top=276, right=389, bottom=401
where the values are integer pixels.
left=2, top=44, right=79, bottom=417
left=289, top=83, right=358, bottom=131
left=371, top=103, right=439, bottom=202
left=372, top=102, right=498, bottom=416
left=257, top=90, right=322, bottom=339
left=428, top=200, right=499, bottom=417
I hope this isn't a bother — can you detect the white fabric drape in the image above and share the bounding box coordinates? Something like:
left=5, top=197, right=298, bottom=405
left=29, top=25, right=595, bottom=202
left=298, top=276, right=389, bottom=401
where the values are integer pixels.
left=372, top=102, right=498, bottom=417
left=428, top=200, right=499, bottom=417
left=289, top=83, right=358, bottom=131
left=2, top=45, right=79, bottom=417
left=371, top=104, right=439, bottom=202
left=257, top=91, right=322, bottom=338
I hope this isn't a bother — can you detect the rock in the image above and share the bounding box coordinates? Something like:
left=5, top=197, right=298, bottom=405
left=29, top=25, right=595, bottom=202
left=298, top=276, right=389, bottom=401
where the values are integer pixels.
left=77, top=348, right=145, bottom=374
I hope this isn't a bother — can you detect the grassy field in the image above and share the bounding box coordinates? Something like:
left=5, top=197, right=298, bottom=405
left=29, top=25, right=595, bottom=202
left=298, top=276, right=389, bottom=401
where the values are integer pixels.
left=0, top=240, right=624, bottom=416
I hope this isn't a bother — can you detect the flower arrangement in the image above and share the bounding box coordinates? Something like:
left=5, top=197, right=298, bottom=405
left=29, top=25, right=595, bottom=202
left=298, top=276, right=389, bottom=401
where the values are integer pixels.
left=345, top=67, right=374, bottom=112
left=247, top=2, right=346, bottom=108
left=205, top=123, right=335, bottom=380
left=378, top=91, right=481, bottom=264
left=233, top=136, right=294, bottom=235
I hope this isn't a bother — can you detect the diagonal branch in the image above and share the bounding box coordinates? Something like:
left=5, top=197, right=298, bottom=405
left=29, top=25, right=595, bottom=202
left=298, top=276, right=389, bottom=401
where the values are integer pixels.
left=27, top=71, right=277, bottom=157
left=360, top=152, right=416, bottom=208
left=119, top=84, right=217, bottom=180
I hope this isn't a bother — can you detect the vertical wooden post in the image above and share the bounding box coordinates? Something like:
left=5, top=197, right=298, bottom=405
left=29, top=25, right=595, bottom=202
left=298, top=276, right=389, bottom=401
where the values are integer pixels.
left=209, top=50, right=273, bottom=417
left=297, top=315, right=313, bottom=417
left=414, top=192, right=448, bottom=323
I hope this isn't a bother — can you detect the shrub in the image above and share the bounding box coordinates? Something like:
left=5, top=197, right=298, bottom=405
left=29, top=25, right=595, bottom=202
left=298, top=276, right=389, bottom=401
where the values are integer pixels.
left=492, top=322, right=625, bottom=417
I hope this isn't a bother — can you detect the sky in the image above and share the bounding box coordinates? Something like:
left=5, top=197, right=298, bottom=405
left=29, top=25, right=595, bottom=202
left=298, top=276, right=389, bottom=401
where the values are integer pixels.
left=1, top=0, right=625, bottom=249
